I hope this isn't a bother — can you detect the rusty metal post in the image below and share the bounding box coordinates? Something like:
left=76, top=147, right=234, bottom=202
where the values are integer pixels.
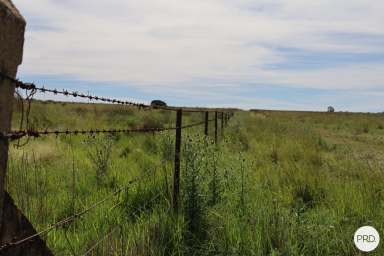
left=173, top=109, right=182, bottom=213
left=204, top=112, right=209, bottom=137
left=227, top=112, right=230, bottom=124
left=214, top=111, right=218, bottom=144
left=221, top=112, right=224, bottom=138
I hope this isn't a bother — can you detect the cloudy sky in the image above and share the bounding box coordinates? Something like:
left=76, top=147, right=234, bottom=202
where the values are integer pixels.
left=13, top=0, right=384, bottom=111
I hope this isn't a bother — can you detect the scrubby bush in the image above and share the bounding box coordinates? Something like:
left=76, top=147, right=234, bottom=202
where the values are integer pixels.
left=86, top=135, right=114, bottom=185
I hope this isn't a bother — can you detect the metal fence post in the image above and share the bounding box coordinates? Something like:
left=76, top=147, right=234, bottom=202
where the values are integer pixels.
left=214, top=111, right=218, bottom=144
left=221, top=112, right=224, bottom=138
left=173, top=109, right=182, bottom=213
left=204, top=112, right=209, bottom=137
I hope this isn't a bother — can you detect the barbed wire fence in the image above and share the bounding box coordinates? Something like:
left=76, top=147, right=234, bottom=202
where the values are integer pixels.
left=0, top=72, right=234, bottom=253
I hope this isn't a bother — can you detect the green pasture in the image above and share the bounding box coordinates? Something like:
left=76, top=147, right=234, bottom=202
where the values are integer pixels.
left=6, top=101, right=384, bottom=255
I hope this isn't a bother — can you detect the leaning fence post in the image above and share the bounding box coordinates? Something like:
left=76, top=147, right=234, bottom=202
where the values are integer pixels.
left=204, top=112, right=209, bottom=137
left=173, top=109, right=182, bottom=213
left=214, top=111, right=218, bottom=144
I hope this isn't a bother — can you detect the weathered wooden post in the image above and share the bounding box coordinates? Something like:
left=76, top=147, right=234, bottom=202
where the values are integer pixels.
left=0, top=0, right=26, bottom=231
left=204, top=112, right=209, bottom=137
left=214, top=111, right=218, bottom=144
left=173, top=109, right=182, bottom=213
left=0, top=2, right=52, bottom=254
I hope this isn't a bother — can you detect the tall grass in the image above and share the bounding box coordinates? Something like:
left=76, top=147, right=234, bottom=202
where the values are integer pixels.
left=5, top=102, right=384, bottom=255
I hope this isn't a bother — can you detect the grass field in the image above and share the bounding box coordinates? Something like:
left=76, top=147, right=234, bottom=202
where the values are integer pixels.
left=6, top=100, right=384, bottom=255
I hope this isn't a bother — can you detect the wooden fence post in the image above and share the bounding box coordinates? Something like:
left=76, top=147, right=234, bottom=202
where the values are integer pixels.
left=214, top=111, right=218, bottom=144
left=173, top=109, right=182, bottom=213
left=204, top=112, right=209, bottom=137
left=0, top=2, right=52, bottom=254
left=0, top=0, right=26, bottom=230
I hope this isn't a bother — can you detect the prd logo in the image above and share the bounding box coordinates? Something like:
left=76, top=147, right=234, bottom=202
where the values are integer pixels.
left=354, top=226, right=380, bottom=252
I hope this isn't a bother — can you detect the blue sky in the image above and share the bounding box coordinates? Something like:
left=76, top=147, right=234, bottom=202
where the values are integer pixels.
left=12, top=0, right=384, bottom=112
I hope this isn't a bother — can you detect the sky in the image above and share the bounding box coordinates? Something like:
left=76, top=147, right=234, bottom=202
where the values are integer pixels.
left=12, top=0, right=384, bottom=112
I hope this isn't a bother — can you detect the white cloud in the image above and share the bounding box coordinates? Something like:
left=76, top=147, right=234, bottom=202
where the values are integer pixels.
left=12, top=0, right=384, bottom=98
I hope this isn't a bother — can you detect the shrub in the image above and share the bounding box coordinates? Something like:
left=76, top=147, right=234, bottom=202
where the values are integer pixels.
left=141, top=114, right=164, bottom=129
left=182, top=137, right=207, bottom=247
left=86, top=135, right=114, bottom=185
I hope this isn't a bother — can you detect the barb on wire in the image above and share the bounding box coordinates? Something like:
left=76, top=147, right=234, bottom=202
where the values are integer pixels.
left=0, top=72, right=150, bottom=109
left=0, top=172, right=149, bottom=252
left=14, top=87, right=37, bottom=147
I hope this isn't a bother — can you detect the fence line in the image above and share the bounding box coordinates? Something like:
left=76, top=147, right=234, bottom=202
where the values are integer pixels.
left=0, top=71, right=235, bottom=252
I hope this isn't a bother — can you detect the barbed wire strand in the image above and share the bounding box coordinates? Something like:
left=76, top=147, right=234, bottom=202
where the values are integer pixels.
left=2, top=119, right=215, bottom=141
left=0, top=72, right=149, bottom=109
left=0, top=172, right=149, bottom=252
left=82, top=227, right=120, bottom=256
left=80, top=162, right=165, bottom=256
left=81, top=193, right=163, bottom=256
left=0, top=72, right=235, bottom=113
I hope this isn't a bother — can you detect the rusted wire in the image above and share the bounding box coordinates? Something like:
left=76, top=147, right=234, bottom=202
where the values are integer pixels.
left=0, top=72, right=149, bottom=109
left=81, top=227, right=120, bottom=256
left=2, top=119, right=215, bottom=141
left=14, top=88, right=37, bottom=147
left=81, top=193, right=163, bottom=256
left=0, top=172, right=148, bottom=252
left=0, top=72, right=235, bottom=113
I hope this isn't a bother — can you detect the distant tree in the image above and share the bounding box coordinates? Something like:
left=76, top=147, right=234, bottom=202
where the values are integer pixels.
left=327, top=106, right=335, bottom=112
left=151, top=100, right=167, bottom=107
